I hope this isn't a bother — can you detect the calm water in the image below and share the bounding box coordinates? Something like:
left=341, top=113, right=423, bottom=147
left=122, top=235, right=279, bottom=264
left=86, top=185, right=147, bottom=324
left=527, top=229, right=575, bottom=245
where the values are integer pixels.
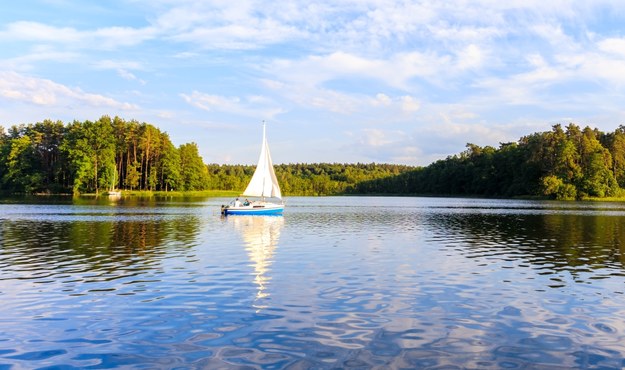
left=1, top=196, right=625, bottom=369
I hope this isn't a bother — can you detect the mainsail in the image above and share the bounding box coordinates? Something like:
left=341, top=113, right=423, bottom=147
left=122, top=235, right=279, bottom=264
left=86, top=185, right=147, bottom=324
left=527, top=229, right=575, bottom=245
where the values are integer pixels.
left=242, top=124, right=282, bottom=199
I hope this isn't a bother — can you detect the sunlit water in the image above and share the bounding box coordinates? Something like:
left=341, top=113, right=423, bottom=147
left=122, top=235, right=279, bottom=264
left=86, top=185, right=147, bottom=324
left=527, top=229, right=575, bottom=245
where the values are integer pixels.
left=1, top=196, right=625, bottom=369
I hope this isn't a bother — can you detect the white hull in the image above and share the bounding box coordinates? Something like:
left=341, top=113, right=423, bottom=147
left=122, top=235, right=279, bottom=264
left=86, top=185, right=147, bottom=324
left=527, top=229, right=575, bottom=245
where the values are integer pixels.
left=222, top=202, right=284, bottom=215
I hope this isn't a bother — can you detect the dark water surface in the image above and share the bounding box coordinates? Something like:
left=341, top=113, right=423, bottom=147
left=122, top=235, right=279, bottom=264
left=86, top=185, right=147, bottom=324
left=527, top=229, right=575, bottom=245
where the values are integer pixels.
left=1, top=196, right=625, bottom=369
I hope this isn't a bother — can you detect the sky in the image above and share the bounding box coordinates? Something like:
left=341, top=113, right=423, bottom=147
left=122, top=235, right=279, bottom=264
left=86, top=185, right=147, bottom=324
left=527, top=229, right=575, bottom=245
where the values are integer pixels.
left=1, top=1, right=625, bottom=166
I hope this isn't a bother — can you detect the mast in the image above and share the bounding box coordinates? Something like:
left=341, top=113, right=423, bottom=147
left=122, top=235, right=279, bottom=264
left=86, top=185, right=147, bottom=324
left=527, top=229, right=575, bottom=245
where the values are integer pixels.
left=262, top=121, right=266, bottom=201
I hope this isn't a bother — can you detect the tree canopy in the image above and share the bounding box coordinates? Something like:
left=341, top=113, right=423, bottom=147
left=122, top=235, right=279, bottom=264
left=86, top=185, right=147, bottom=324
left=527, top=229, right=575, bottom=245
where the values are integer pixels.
left=1, top=118, right=623, bottom=199
left=0, top=117, right=207, bottom=194
left=0, top=116, right=412, bottom=195
left=353, top=123, right=624, bottom=200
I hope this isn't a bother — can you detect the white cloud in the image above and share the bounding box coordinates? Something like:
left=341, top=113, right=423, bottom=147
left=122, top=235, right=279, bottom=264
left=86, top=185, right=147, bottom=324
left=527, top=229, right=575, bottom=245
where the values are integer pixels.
left=173, top=51, right=199, bottom=59
left=260, top=79, right=286, bottom=90
left=181, top=91, right=241, bottom=112
left=374, top=93, right=392, bottom=107
left=0, top=21, right=156, bottom=50
left=426, top=122, right=505, bottom=141
left=400, top=96, right=421, bottom=113
left=0, top=71, right=138, bottom=110
left=346, top=125, right=466, bottom=165
left=468, top=34, right=625, bottom=111
left=91, top=60, right=147, bottom=85
left=307, top=89, right=361, bottom=114
left=360, top=128, right=394, bottom=147
left=93, top=26, right=156, bottom=48
left=171, top=21, right=301, bottom=50
left=116, top=69, right=146, bottom=85
left=369, top=94, right=421, bottom=114
left=345, top=127, right=422, bottom=164
left=598, top=38, right=625, bottom=58
left=1, top=21, right=83, bottom=43
left=156, top=2, right=304, bottom=50
left=456, top=44, right=485, bottom=71
left=0, top=45, right=79, bottom=71
left=157, top=111, right=174, bottom=119
left=261, top=77, right=362, bottom=114
left=3, top=0, right=625, bottom=165
left=93, top=60, right=144, bottom=70
left=265, top=50, right=452, bottom=95
left=180, top=90, right=285, bottom=119
left=428, top=23, right=503, bottom=44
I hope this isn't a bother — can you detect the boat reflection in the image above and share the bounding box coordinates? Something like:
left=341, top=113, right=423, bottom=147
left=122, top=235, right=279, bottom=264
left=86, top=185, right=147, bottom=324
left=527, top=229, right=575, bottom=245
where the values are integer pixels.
left=229, top=215, right=285, bottom=306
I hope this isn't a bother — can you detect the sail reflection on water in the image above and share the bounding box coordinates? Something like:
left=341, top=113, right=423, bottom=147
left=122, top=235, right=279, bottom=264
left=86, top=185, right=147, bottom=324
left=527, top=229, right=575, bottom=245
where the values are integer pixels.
left=230, top=215, right=285, bottom=305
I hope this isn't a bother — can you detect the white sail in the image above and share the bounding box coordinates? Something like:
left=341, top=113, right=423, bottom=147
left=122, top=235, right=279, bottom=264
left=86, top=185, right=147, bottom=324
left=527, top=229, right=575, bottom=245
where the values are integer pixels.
left=242, top=124, right=282, bottom=199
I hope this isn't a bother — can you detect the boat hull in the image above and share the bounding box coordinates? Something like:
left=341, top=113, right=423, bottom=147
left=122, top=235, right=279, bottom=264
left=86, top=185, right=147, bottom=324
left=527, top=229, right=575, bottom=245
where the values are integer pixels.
left=222, top=203, right=284, bottom=216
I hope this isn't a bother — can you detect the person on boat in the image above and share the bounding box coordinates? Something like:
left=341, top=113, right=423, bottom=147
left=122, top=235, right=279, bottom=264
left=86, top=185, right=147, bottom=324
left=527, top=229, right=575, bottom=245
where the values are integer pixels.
left=234, top=198, right=242, bottom=207
left=244, top=199, right=251, bottom=206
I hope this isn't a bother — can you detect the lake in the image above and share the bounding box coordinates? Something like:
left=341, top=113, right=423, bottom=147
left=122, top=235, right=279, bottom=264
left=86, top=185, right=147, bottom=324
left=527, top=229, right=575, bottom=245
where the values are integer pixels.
left=1, top=196, right=625, bottom=369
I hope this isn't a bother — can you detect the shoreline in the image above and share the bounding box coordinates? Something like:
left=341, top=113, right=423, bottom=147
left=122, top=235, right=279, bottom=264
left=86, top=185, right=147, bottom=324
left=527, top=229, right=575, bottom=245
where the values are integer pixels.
left=1, top=190, right=240, bottom=198
left=3, top=191, right=625, bottom=202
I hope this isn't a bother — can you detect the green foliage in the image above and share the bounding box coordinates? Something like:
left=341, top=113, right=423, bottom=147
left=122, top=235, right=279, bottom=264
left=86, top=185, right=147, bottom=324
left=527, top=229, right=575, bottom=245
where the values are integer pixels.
left=354, top=123, right=622, bottom=199
left=1, top=118, right=623, bottom=200
left=1, top=116, right=200, bottom=194
left=160, top=135, right=182, bottom=191
left=540, top=175, right=577, bottom=200
left=1, top=122, right=66, bottom=193
left=0, top=126, right=6, bottom=192
left=179, top=143, right=209, bottom=191
left=605, top=126, right=625, bottom=187
left=204, top=162, right=412, bottom=195
left=4, top=135, right=42, bottom=192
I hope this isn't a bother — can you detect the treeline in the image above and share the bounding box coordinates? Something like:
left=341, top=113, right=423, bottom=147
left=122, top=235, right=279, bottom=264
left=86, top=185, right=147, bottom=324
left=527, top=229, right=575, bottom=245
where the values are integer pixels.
left=207, top=163, right=414, bottom=196
left=353, top=123, right=625, bottom=199
left=0, top=116, right=413, bottom=195
left=0, top=116, right=208, bottom=194
left=5, top=117, right=624, bottom=199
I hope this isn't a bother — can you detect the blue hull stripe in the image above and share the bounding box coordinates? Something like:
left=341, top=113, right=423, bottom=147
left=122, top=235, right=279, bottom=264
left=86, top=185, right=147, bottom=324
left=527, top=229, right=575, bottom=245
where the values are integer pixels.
left=224, top=207, right=284, bottom=215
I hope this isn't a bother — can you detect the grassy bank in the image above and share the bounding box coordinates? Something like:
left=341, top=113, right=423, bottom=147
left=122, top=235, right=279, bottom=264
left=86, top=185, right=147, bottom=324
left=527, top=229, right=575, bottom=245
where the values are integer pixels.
left=583, top=196, right=625, bottom=202
left=112, top=190, right=240, bottom=198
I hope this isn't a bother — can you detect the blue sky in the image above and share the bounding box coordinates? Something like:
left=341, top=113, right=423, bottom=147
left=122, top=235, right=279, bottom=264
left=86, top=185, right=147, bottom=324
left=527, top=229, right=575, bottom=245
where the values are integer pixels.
left=1, top=1, right=625, bottom=166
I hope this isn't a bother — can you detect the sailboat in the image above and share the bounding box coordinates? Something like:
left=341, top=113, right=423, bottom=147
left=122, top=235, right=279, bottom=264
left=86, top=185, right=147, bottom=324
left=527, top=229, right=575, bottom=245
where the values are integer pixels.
left=221, top=122, right=284, bottom=215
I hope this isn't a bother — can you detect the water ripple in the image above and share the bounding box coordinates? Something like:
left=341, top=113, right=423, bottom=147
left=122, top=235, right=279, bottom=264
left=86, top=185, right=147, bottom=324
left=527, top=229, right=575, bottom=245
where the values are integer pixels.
left=1, top=197, right=625, bottom=368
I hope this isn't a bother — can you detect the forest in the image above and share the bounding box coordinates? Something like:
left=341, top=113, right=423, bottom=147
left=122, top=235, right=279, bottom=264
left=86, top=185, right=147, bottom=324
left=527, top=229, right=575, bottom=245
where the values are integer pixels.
left=207, top=162, right=413, bottom=196
left=0, top=116, right=413, bottom=195
left=1, top=117, right=624, bottom=199
left=352, top=123, right=625, bottom=200
left=0, top=116, right=207, bottom=194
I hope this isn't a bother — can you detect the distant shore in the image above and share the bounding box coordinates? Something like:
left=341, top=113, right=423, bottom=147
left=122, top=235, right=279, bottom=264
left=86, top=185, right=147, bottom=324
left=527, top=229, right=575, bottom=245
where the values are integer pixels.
left=2, top=190, right=241, bottom=198
left=103, top=190, right=240, bottom=198
left=6, top=191, right=625, bottom=202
